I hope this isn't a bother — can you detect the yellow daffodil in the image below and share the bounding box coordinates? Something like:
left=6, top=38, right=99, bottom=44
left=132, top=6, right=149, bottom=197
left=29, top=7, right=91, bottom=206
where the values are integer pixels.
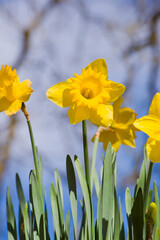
left=146, top=202, right=157, bottom=239
left=0, top=65, right=33, bottom=116
left=46, top=59, right=125, bottom=125
left=134, top=93, right=160, bottom=163
left=93, top=97, right=137, bottom=151
left=146, top=202, right=157, bottom=226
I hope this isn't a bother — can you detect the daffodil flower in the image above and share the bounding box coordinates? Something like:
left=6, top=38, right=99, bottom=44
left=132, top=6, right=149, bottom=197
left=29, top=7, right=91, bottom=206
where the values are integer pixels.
left=134, top=93, right=160, bottom=163
left=0, top=65, right=33, bottom=116
left=146, top=202, right=157, bottom=240
left=92, top=97, right=137, bottom=151
left=46, top=59, right=125, bottom=125
left=146, top=202, right=157, bottom=226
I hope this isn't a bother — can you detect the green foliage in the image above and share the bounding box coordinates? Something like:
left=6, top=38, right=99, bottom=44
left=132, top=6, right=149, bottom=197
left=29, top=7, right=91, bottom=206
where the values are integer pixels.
left=6, top=143, right=160, bottom=240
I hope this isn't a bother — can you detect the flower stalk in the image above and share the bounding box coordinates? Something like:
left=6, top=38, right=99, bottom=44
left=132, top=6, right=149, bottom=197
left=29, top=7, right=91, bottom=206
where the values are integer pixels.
left=21, top=103, right=41, bottom=189
left=144, top=162, right=154, bottom=212
left=82, top=120, right=91, bottom=191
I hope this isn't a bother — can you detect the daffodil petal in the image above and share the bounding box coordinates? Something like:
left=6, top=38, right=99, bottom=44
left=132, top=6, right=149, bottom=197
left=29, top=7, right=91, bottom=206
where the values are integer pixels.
left=5, top=100, right=22, bottom=116
left=113, top=96, right=123, bottom=113
left=134, top=115, right=160, bottom=140
left=149, top=92, right=160, bottom=118
left=68, top=104, right=89, bottom=124
left=89, top=104, right=113, bottom=127
left=98, top=128, right=121, bottom=151
left=17, top=80, right=33, bottom=102
left=0, top=97, right=11, bottom=112
left=46, top=82, right=72, bottom=108
left=146, top=137, right=160, bottom=163
left=85, top=58, right=108, bottom=79
left=104, top=80, right=125, bottom=103
left=113, top=107, right=136, bottom=129
left=116, top=128, right=135, bottom=148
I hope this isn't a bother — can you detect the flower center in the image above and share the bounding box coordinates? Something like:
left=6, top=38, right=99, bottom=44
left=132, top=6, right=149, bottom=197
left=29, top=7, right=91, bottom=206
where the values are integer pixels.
left=81, top=88, right=94, bottom=99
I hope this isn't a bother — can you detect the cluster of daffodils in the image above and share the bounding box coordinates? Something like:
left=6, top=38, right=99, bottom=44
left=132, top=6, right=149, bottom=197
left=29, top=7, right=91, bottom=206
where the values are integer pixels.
left=46, top=59, right=137, bottom=152
left=0, top=59, right=160, bottom=163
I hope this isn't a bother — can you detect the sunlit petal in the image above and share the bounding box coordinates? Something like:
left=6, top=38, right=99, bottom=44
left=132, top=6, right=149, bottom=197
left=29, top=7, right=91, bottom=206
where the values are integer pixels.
left=5, top=100, right=22, bottom=116
left=17, top=80, right=34, bottom=102
left=89, top=104, right=113, bottom=127
left=149, top=92, right=160, bottom=118
left=116, top=128, right=135, bottom=148
left=46, top=82, right=72, bottom=108
left=146, top=137, right=160, bottom=163
left=0, top=97, right=11, bottom=112
left=104, top=80, right=125, bottom=103
left=113, top=107, right=136, bottom=129
left=68, top=104, right=89, bottom=124
left=113, top=96, right=123, bottom=114
left=85, top=58, right=108, bottom=79
left=98, top=128, right=121, bottom=152
left=134, top=115, right=160, bottom=140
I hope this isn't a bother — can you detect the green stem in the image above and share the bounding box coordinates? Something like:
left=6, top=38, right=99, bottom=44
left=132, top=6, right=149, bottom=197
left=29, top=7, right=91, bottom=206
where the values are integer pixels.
left=144, top=162, right=153, bottom=212
left=82, top=120, right=91, bottom=191
left=27, top=121, right=40, bottom=183
left=90, top=137, right=99, bottom=194
left=21, top=103, right=41, bottom=189
left=21, top=103, right=46, bottom=239
left=143, top=162, right=153, bottom=240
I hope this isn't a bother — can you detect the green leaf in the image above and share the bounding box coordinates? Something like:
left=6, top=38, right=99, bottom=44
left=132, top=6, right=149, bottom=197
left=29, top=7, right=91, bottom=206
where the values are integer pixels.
left=38, top=155, right=43, bottom=190
left=153, top=181, right=160, bottom=240
left=91, top=137, right=99, bottom=193
left=125, top=187, right=132, bottom=239
left=84, top=218, right=88, bottom=240
left=54, top=169, right=64, bottom=233
left=44, top=188, right=50, bottom=240
left=74, top=156, right=92, bottom=240
left=96, top=185, right=102, bottom=240
left=30, top=171, right=44, bottom=234
left=16, top=174, right=26, bottom=217
left=113, top=189, right=120, bottom=240
left=143, top=162, right=153, bottom=217
left=131, top=188, right=143, bottom=240
left=102, top=143, right=114, bottom=238
left=143, top=189, right=153, bottom=239
left=66, top=155, right=77, bottom=239
left=6, top=187, right=17, bottom=240
left=119, top=198, right=125, bottom=240
left=65, top=211, right=70, bottom=240
left=18, top=206, right=25, bottom=240
left=54, top=169, right=63, bottom=207
left=135, top=160, right=146, bottom=197
left=78, top=202, right=86, bottom=240
left=143, top=145, right=149, bottom=177
left=146, top=189, right=153, bottom=209
left=33, top=231, right=40, bottom=240
left=23, top=203, right=29, bottom=240
left=93, top=168, right=99, bottom=199
left=50, top=182, right=61, bottom=240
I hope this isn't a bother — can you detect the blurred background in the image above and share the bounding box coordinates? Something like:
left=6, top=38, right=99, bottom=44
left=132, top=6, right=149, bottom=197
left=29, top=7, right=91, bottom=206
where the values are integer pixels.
left=0, top=0, right=160, bottom=239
